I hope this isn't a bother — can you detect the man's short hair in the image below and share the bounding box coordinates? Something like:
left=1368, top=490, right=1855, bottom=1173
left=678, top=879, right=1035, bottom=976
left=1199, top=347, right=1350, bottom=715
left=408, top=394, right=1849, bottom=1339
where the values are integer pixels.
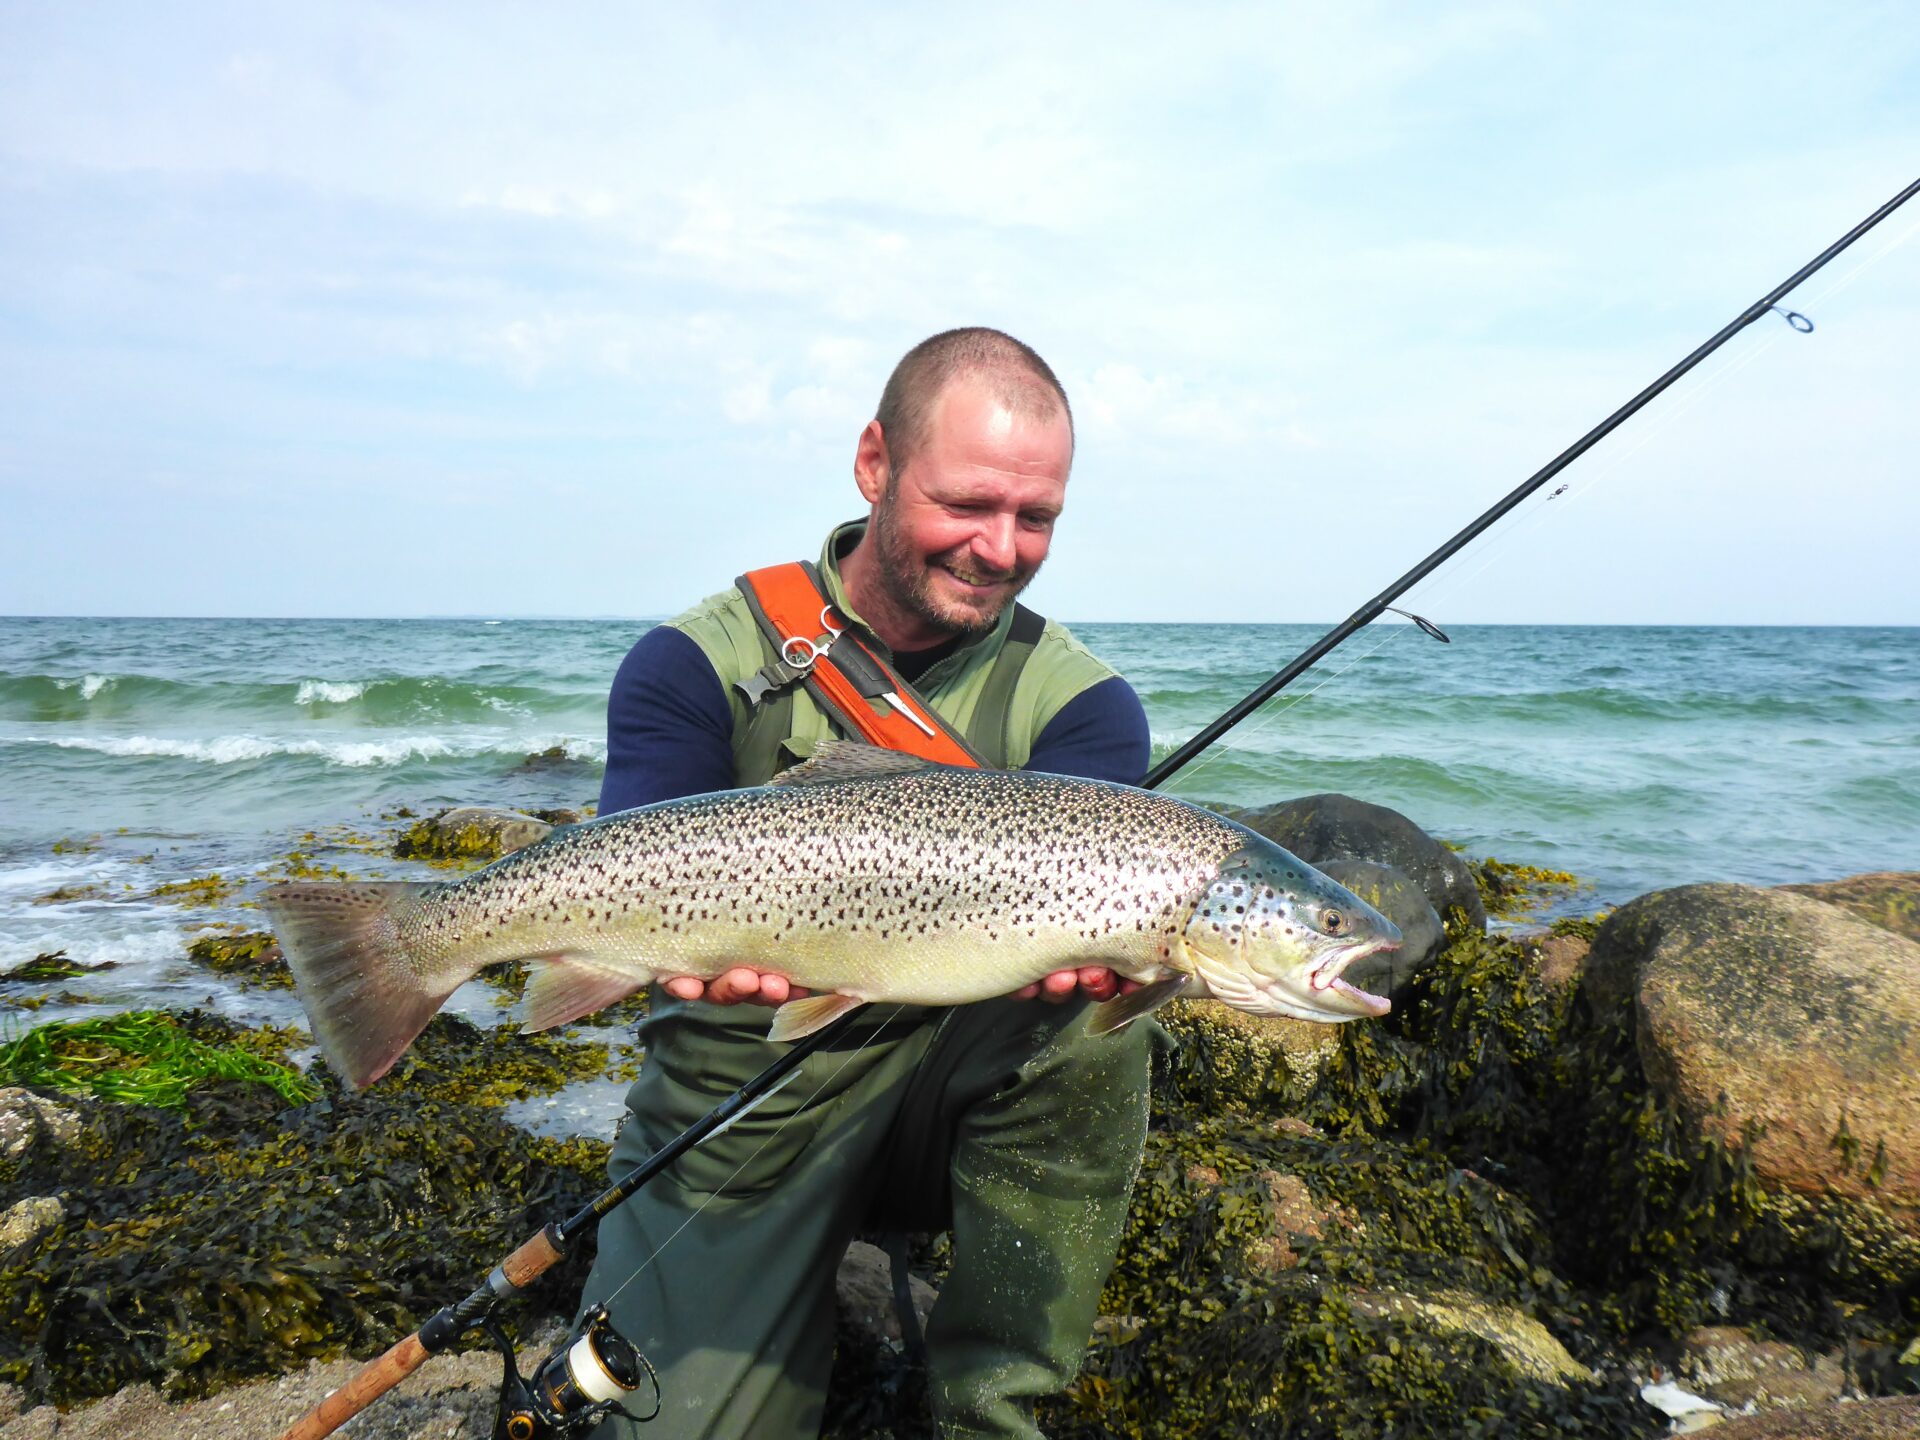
left=874, top=328, right=1073, bottom=477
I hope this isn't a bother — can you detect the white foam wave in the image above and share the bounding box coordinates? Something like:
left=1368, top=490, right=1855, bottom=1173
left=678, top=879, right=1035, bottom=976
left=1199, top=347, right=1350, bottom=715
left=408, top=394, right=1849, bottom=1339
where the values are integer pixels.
left=37, top=732, right=607, bottom=768
left=295, top=679, right=367, bottom=705
left=52, top=675, right=115, bottom=699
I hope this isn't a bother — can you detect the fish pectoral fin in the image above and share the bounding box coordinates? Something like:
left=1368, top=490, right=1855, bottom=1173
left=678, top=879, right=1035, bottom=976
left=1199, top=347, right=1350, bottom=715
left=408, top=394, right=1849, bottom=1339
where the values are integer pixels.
left=1088, top=975, right=1192, bottom=1037
left=521, top=955, right=648, bottom=1032
left=766, top=993, right=867, bottom=1043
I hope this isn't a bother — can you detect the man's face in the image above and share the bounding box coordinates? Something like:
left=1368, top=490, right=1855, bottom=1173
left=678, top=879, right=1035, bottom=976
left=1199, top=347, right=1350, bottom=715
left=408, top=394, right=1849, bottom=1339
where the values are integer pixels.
left=861, top=376, right=1072, bottom=638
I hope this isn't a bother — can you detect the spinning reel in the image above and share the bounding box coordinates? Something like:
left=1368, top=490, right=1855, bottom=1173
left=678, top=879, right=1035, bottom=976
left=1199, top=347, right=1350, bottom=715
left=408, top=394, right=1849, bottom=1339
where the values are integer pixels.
left=481, top=1305, right=659, bottom=1439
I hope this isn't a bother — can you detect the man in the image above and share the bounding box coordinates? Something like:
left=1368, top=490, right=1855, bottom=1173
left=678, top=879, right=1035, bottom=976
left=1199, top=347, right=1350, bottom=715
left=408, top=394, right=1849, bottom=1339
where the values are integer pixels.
left=582, top=328, right=1155, bottom=1440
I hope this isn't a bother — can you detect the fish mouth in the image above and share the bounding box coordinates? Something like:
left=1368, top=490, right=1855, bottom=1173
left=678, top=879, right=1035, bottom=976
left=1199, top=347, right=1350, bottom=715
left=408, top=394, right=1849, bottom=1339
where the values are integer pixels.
left=1305, top=937, right=1396, bottom=1018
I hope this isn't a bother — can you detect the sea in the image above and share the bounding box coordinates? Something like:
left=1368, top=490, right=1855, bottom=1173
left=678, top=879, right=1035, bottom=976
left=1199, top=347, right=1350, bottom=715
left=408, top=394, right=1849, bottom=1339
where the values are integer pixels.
left=2, top=616, right=1915, bottom=1097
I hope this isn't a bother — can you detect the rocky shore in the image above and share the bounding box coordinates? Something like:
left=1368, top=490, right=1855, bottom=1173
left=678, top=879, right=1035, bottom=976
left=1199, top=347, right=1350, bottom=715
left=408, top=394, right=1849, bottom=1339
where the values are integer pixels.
left=2, top=796, right=1916, bottom=1438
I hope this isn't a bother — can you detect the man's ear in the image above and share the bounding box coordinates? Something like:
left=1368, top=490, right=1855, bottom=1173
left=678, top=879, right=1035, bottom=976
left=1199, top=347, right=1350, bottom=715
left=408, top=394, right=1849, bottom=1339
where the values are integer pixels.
left=853, top=420, right=891, bottom=505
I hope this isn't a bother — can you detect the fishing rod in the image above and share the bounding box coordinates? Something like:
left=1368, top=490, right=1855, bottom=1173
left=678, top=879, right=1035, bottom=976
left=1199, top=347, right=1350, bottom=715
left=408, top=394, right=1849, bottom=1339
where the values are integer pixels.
left=1143, top=173, right=1920, bottom=790
left=279, top=1007, right=864, bottom=1440
left=280, top=174, right=1918, bottom=1439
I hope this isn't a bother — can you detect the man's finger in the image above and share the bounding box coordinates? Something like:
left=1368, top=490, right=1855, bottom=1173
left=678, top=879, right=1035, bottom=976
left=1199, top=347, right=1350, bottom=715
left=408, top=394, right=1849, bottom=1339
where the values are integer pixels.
left=1040, top=969, right=1080, bottom=1002
left=664, top=975, right=706, bottom=1001
left=1077, top=966, right=1119, bottom=1001
left=707, top=967, right=765, bottom=1004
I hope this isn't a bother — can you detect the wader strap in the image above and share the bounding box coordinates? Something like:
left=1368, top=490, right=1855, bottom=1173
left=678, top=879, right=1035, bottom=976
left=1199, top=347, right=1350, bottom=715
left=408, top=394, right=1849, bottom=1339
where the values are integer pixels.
left=965, top=604, right=1043, bottom=772
left=734, top=562, right=986, bottom=768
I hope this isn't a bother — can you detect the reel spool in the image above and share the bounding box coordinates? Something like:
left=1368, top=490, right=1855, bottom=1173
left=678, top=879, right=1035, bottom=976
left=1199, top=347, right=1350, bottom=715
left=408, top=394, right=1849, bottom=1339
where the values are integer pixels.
left=489, top=1305, right=659, bottom=1438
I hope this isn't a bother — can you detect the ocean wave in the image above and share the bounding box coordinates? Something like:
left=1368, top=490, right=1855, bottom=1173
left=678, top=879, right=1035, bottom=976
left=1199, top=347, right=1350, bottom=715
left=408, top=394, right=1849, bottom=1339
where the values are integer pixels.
left=295, top=679, right=368, bottom=705
left=49, top=674, right=116, bottom=700
left=35, top=732, right=607, bottom=768
left=0, top=672, right=594, bottom=723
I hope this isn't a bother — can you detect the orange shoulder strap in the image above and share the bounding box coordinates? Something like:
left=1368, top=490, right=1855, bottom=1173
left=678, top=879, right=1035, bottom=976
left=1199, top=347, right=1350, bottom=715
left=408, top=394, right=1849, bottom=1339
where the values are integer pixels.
left=734, top=562, right=984, bottom=768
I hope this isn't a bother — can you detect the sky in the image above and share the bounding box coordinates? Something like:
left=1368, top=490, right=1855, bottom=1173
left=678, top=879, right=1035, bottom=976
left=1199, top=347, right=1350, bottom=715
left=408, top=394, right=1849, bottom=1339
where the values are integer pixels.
left=2, top=2, right=1917, bottom=624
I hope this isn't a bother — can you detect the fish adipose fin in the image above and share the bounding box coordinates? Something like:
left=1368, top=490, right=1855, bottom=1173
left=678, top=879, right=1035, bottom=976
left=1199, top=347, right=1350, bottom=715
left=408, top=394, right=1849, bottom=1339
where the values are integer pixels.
left=769, top=740, right=946, bottom=787
left=260, top=881, right=448, bottom=1090
left=767, top=993, right=866, bottom=1042
left=522, top=956, right=646, bottom=1032
left=1088, top=975, right=1191, bottom=1036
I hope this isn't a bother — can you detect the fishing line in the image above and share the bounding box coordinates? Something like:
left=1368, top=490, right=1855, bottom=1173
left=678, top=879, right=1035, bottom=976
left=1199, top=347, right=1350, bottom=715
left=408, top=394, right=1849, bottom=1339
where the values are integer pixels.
left=1165, top=197, right=1920, bottom=784
left=1159, top=620, right=1417, bottom=799
left=1393, top=207, right=1920, bottom=620
left=600, top=1004, right=906, bottom=1307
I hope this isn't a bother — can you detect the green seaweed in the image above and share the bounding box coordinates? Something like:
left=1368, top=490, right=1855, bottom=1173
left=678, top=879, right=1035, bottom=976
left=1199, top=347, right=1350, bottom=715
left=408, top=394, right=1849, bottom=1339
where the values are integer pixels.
left=1470, top=856, right=1581, bottom=920
left=146, top=873, right=235, bottom=908
left=0, top=1011, right=317, bottom=1113
left=185, top=931, right=293, bottom=989
left=376, top=1013, right=620, bottom=1107
left=1, top=952, right=94, bottom=984
left=30, top=884, right=108, bottom=906
left=0, top=1040, right=609, bottom=1404
left=393, top=816, right=503, bottom=865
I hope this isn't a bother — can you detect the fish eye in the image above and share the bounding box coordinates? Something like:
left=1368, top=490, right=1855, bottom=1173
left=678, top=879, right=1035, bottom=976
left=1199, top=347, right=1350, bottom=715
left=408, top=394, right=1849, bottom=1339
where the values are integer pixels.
left=1323, top=909, right=1343, bottom=933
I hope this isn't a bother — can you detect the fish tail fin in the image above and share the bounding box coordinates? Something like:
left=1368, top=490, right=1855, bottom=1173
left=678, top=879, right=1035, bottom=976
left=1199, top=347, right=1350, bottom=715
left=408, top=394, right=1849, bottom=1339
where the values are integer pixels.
left=260, top=881, right=451, bottom=1089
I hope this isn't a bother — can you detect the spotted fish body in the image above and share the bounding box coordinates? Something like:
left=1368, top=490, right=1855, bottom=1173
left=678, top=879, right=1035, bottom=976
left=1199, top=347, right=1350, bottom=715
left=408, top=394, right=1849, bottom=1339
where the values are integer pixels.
left=264, top=743, right=1399, bottom=1089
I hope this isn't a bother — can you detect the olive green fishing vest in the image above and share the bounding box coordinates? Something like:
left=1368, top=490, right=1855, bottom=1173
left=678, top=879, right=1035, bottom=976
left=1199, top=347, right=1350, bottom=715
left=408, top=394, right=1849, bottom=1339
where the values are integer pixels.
left=667, top=521, right=1122, bottom=786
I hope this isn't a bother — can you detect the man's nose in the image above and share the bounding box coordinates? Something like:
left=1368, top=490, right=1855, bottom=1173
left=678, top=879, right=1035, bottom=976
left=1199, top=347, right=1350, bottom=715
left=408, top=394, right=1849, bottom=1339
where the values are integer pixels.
left=972, top=514, right=1017, bottom=575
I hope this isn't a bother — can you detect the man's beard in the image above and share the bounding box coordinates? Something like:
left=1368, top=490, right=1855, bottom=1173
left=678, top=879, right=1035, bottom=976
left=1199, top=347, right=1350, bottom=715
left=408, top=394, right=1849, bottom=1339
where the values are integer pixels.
left=868, top=490, right=1039, bottom=639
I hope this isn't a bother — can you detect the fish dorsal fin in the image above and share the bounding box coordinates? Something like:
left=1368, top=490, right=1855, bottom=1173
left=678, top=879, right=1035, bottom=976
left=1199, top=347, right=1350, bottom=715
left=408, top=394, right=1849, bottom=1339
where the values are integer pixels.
left=768, top=739, right=944, bottom=787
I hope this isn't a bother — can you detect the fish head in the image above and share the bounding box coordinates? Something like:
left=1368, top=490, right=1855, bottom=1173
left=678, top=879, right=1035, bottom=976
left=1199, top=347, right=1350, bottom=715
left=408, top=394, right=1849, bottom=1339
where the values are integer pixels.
left=1179, top=841, right=1399, bottom=1023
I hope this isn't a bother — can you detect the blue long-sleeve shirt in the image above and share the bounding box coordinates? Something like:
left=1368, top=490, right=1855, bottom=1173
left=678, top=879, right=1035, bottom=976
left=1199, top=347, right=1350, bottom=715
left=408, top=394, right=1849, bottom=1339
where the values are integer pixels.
left=600, top=625, right=1149, bottom=813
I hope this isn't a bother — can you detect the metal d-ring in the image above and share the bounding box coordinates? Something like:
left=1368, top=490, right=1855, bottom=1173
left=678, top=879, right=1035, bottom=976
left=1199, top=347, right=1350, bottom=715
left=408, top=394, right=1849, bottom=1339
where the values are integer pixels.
left=780, top=606, right=847, bottom=670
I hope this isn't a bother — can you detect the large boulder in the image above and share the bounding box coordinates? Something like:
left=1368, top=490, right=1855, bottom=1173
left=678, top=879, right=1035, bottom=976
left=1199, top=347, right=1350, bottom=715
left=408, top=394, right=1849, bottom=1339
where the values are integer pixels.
left=1583, top=884, right=1920, bottom=1231
left=1233, top=793, right=1486, bottom=933
left=1315, top=858, right=1445, bottom=996
left=1779, top=871, right=1920, bottom=944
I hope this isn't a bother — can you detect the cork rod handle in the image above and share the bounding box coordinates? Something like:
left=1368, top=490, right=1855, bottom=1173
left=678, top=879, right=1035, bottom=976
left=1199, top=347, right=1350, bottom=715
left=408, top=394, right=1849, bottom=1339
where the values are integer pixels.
left=276, top=1332, right=431, bottom=1440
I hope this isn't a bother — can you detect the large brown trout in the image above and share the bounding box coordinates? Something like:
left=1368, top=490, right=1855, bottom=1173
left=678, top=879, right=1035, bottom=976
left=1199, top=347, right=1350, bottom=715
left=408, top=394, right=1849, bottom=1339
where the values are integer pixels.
left=263, top=742, right=1399, bottom=1088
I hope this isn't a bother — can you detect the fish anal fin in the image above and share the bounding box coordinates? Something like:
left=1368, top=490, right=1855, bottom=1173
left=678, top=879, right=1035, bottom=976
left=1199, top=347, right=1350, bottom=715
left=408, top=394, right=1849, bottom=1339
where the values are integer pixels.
left=522, top=955, right=647, bottom=1032
left=769, top=740, right=946, bottom=787
left=766, top=993, right=867, bottom=1042
left=1088, top=975, right=1191, bottom=1037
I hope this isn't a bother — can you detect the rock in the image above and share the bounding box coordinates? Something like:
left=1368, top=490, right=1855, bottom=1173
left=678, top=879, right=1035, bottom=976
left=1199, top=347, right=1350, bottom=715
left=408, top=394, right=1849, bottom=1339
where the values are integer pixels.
left=513, top=745, right=598, bottom=777
left=0, top=1197, right=63, bottom=1257
left=1520, top=930, right=1592, bottom=994
left=1315, top=858, right=1445, bottom=995
left=1154, top=999, right=1345, bottom=1115
left=834, top=1239, right=936, bottom=1349
left=1779, top=871, right=1920, bottom=945
left=0, top=1088, right=83, bottom=1161
left=1347, top=1289, right=1592, bottom=1386
left=1232, top=792, right=1486, bottom=933
left=1679, top=1326, right=1848, bottom=1410
left=1584, top=884, right=1920, bottom=1230
left=393, top=806, right=553, bottom=862
left=1708, top=1395, right=1920, bottom=1439
left=1245, top=1168, right=1361, bottom=1271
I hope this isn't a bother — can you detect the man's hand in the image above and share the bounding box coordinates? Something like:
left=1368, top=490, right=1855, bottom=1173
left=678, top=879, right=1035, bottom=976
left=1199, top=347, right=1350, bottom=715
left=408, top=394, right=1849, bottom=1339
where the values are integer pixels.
left=663, top=968, right=810, bottom=1007
left=1012, top=967, right=1141, bottom=1003
left=663, top=966, right=1137, bottom=1006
